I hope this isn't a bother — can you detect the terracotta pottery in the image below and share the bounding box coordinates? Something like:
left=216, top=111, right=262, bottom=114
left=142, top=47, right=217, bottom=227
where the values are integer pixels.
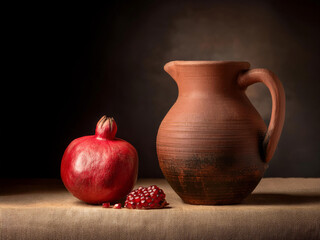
left=156, top=61, right=285, bottom=205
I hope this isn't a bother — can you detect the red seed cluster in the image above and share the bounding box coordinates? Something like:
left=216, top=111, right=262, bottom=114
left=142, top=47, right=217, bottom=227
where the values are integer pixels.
left=124, top=185, right=168, bottom=209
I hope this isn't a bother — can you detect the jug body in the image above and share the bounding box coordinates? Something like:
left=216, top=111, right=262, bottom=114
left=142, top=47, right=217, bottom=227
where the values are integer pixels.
left=156, top=61, right=285, bottom=204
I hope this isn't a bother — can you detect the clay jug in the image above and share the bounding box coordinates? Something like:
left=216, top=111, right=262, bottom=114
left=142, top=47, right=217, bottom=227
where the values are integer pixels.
left=156, top=61, right=285, bottom=205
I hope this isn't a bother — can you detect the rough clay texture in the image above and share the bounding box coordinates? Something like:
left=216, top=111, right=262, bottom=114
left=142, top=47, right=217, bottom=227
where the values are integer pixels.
left=157, top=61, right=285, bottom=204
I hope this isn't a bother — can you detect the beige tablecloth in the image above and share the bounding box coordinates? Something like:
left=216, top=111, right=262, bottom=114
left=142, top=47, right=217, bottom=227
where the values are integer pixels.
left=0, top=178, right=319, bottom=240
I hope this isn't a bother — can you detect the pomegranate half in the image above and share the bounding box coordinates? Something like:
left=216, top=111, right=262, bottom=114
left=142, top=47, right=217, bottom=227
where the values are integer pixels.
left=61, top=116, right=138, bottom=204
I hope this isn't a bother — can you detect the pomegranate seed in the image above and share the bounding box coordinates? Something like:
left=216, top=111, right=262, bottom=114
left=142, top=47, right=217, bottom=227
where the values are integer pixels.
left=124, top=185, right=169, bottom=209
left=150, top=192, right=155, bottom=198
left=128, top=196, right=134, bottom=201
left=129, top=201, right=136, bottom=209
left=134, top=196, right=140, bottom=202
left=113, top=203, right=122, bottom=209
left=102, top=202, right=110, bottom=208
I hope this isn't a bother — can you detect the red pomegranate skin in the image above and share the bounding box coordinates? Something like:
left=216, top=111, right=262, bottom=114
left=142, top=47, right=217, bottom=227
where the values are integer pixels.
left=61, top=116, right=138, bottom=204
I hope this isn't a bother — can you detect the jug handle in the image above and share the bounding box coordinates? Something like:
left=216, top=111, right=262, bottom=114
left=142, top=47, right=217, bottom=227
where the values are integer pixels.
left=238, top=69, right=285, bottom=163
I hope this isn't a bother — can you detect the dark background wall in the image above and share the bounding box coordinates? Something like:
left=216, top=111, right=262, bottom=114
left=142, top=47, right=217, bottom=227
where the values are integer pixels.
left=2, top=0, right=319, bottom=178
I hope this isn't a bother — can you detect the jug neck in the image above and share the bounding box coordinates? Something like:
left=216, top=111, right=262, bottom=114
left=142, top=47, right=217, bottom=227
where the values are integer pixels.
left=164, top=61, right=250, bottom=96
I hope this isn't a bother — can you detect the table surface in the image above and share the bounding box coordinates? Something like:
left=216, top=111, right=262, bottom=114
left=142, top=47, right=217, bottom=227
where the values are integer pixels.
left=1, top=178, right=320, bottom=240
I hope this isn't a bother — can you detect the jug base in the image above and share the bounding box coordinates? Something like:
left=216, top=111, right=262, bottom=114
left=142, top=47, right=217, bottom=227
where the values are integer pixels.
left=165, top=174, right=262, bottom=205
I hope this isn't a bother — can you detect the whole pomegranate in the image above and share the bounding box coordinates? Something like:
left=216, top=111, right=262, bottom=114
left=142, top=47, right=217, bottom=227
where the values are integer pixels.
left=61, top=116, right=138, bottom=204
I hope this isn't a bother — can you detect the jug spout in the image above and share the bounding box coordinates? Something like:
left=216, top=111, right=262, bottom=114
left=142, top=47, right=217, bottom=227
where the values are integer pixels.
left=164, top=61, right=178, bottom=80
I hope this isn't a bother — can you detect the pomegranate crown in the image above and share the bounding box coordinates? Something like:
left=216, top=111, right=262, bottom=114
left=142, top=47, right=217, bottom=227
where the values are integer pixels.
left=95, top=116, right=117, bottom=140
